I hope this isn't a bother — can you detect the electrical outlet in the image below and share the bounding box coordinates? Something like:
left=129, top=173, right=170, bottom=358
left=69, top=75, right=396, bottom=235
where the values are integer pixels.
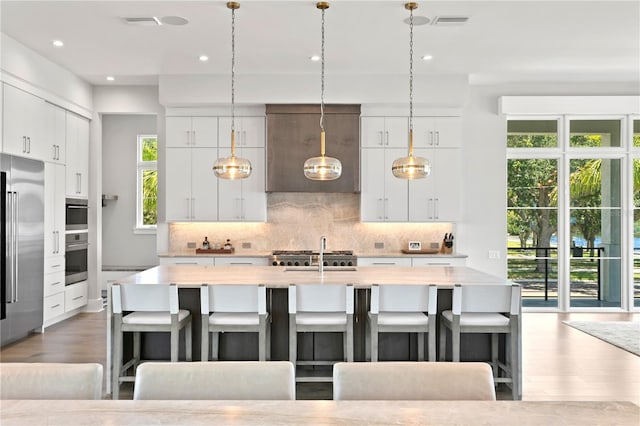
left=242, top=242, right=251, bottom=249
left=187, top=242, right=196, bottom=249
left=374, top=242, right=384, bottom=249
left=430, top=242, right=440, bottom=249
left=488, top=250, right=500, bottom=260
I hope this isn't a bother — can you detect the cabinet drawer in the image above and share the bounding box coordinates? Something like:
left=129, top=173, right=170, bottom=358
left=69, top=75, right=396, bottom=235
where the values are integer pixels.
left=214, top=257, right=269, bottom=266
left=44, top=270, right=65, bottom=297
left=44, top=255, right=65, bottom=274
left=44, top=293, right=65, bottom=322
left=357, top=257, right=412, bottom=267
left=411, top=258, right=466, bottom=267
left=159, top=257, right=214, bottom=266
left=65, top=281, right=87, bottom=312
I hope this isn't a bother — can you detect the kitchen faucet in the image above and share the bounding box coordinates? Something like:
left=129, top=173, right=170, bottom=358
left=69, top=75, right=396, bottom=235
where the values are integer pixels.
left=319, top=235, right=327, bottom=273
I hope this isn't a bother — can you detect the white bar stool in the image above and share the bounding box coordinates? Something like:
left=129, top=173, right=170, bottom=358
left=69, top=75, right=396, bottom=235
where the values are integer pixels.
left=200, top=284, right=270, bottom=361
left=368, top=284, right=437, bottom=362
left=111, top=283, right=192, bottom=399
left=439, top=283, right=521, bottom=400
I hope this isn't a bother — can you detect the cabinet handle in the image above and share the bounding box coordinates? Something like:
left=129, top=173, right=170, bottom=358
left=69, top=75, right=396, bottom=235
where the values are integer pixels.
left=72, top=296, right=83, bottom=301
left=435, top=131, right=440, bottom=146
left=176, top=262, right=198, bottom=265
left=27, top=137, right=31, bottom=153
left=377, top=198, right=384, bottom=220
left=242, top=130, right=247, bottom=146
left=373, top=262, right=396, bottom=265
left=53, top=145, right=57, bottom=160
left=434, top=198, right=439, bottom=219
left=385, top=131, right=389, bottom=146
left=192, top=130, right=196, bottom=146
left=384, top=198, right=389, bottom=220
left=22, top=136, right=27, bottom=153
left=53, top=231, right=57, bottom=254
left=378, top=131, right=384, bottom=146
left=51, top=304, right=61, bottom=309
left=51, top=282, right=62, bottom=286
left=428, top=198, right=434, bottom=220
left=56, top=145, right=60, bottom=160
left=241, top=198, right=246, bottom=220
left=191, top=198, right=195, bottom=219
left=229, top=262, right=252, bottom=265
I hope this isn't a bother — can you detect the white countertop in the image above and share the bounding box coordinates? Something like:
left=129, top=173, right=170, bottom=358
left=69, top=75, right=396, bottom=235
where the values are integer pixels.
left=157, top=251, right=467, bottom=258
left=2, top=400, right=638, bottom=426
left=115, top=265, right=505, bottom=288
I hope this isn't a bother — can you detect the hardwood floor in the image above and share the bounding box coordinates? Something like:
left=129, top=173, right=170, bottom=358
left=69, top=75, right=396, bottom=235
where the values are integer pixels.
left=1, top=311, right=638, bottom=404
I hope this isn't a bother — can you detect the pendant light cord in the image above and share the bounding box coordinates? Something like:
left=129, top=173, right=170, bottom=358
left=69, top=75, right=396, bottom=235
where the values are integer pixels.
left=409, top=7, right=414, bottom=133
left=320, top=7, right=325, bottom=132
left=231, top=7, right=236, bottom=132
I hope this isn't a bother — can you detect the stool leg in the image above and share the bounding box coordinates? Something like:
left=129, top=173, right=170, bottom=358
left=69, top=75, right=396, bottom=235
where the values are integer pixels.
left=439, top=321, right=447, bottom=361
left=171, top=322, right=179, bottom=362
left=266, top=319, right=272, bottom=361
left=346, top=315, right=354, bottom=362
left=510, top=327, right=520, bottom=400
left=288, top=314, right=296, bottom=365
left=452, top=324, right=460, bottom=363
left=112, top=317, right=122, bottom=400
left=371, top=326, right=378, bottom=363
left=201, top=315, right=209, bottom=362
left=491, top=333, right=499, bottom=380
left=211, top=332, right=220, bottom=361
left=259, top=316, right=266, bottom=361
left=417, top=333, right=425, bottom=361
left=185, top=321, right=193, bottom=362
left=133, top=332, right=141, bottom=372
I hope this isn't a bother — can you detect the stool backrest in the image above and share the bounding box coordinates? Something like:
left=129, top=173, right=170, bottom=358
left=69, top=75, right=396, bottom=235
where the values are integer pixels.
left=112, top=283, right=178, bottom=314
left=0, top=363, right=103, bottom=400
left=288, top=284, right=354, bottom=314
left=333, top=362, right=496, bottom=401
left=133, top=361, right=295, bottom=400
left=372, top=284, right=436, bottom=313
left=453, top=283, right=521, bottom=315
left=200, top=285, right=266, bottom=314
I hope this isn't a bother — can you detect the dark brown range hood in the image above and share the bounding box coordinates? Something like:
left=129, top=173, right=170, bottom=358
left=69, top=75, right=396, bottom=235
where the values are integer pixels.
left=266, top=104, right=360, bottom=193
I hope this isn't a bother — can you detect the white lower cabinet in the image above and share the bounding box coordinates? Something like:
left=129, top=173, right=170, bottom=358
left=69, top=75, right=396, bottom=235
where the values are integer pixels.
left=159, top=257, right=214, bottom=266
left=357, top=257, right=412, bottom=267
left=44, top=270, right=65, bottom=297
left=65, top=281, right=88, bottom=312
left=411, top=257, right=466, bottom=267
left=43, top=293, right=65, bottom=323
left=213, top=257, right=269, bottom=266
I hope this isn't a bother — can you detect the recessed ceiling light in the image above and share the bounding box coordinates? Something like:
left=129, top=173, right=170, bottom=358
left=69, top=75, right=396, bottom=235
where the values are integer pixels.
left=52, top=40, right=64, bottom=47
left=422, top=55, right=433, bottom=61
left=199, top=55, right=209, bottom=62
left=310, top=55, right=320, bottom=62
left=106, top=76, right=115, bottom=81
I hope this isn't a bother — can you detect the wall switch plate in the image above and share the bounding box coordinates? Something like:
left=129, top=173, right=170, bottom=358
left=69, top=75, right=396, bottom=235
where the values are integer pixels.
left=242, top=242, right=251, bottom=249
left=187, top=242, right=196, bottom=249
left=374, top=242, right=384, bottom=249
left=430, top=242, right=440, bottom=249
left=488, top=250, right=500, bottom=259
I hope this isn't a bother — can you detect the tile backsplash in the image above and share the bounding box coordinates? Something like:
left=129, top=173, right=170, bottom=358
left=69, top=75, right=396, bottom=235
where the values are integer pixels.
left=169, top=193, right=454, bottom=253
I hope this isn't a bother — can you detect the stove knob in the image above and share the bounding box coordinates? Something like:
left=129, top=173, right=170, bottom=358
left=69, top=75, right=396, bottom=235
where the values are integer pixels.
left=304, top=261, right=310, bottom=266
left=272, top=261, right=278, bottom=266
left=347, top=261, right=353, bottom=266
left=287, top=261, right=293, bottom=266
left=340, top=261, right=346, bottom=266
left=323, top=261, right=329, bottom=267
left=294, top=261, right=300, bottom=266
left=279, top=261, right=285, bottom=266
left=332, top=261, right=338, bottom=266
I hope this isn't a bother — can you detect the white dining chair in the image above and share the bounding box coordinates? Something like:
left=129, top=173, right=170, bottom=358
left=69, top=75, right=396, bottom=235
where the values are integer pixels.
left=200, top=284, right=270, bottom=361
left=133, top=361, right=295, bottom=400
left=288, top=284, right=354, bottom=380
left=439, top=283, right=521, bottom=400
left=111, top=283, right=192, bottom=400
left=333, top=361, right=496, bottom=400
left=368, top=284, right=437, bottom=361
left=0, top=362, right=103, bottom=400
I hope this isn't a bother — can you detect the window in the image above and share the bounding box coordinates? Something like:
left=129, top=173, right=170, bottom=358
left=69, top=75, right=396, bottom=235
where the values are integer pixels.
left=136, top=135, right=157, bottom=230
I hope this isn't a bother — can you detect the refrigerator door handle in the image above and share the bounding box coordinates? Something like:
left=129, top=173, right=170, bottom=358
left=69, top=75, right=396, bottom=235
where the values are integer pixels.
left=13, top=191, right=19, bottom=303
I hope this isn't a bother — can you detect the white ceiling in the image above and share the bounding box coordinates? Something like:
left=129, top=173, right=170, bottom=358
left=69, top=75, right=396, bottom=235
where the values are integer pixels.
left=1, top=0, right=639, bottom=86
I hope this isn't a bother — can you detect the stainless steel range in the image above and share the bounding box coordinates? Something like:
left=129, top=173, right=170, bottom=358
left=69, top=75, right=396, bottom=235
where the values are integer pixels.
left=271, top=250, right=357, bottom=267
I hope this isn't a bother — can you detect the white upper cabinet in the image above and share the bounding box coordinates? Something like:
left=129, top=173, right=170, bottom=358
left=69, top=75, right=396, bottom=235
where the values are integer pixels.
left=166, top=116, right=217, bottom=147
left=361, top=147, right=408, bottom=222
left=45, top=103, right=66, bottom=164
left=217, top=147, right=266, bottom=222
left=218, top=117, right=265, bottom=148
left=409, top=148, right=461, bottom=222
left=65, top=112, right=89, bottom=198
left=165, top=147, right=218, bottom=221
left=412, top=117, right=461, bottom=148
left=361, top=117, right=408, bottom=148
left=2, top=84, right=46, bottom=160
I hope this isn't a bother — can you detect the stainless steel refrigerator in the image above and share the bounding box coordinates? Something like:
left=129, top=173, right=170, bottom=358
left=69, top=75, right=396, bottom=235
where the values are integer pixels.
left=1, top=154, right=44, bottom=347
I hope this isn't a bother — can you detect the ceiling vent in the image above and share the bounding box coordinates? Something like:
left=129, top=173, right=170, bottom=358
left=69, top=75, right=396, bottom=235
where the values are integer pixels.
left=123, top=17, right=162, bottom=26
left=431, top=16, right=469, bottom=26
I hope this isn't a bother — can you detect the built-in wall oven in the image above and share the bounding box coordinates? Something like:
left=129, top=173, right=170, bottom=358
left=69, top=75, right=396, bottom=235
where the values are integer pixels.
left=65, top=198, right=88, bottom=285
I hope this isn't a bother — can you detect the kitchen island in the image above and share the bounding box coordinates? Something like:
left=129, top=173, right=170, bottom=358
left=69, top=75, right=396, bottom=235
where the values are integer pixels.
left=108, top=265, right=520, bottom=397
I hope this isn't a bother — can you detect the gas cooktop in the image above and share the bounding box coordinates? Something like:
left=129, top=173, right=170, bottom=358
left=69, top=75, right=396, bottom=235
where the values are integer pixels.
left=270, top=250, right=356, bottom=267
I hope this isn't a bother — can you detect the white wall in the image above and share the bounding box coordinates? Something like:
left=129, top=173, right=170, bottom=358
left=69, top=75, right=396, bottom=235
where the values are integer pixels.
left=102, top=115, right=158, bottom=268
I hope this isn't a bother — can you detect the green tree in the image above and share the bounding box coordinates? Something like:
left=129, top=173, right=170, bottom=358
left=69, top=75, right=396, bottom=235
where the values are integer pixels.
left=141, top=137, right=158, bottom=225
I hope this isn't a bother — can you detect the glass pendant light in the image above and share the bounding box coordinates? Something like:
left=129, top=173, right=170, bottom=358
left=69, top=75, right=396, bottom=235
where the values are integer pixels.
left=214, top=1, right=252, bottom=180
left=392, top=2, right=430, bottom=180
left=303, top=1, right=342, bottom=181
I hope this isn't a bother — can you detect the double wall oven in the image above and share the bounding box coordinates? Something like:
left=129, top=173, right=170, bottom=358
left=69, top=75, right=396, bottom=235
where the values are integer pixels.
left=65, top=198, right=88, bottom=285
